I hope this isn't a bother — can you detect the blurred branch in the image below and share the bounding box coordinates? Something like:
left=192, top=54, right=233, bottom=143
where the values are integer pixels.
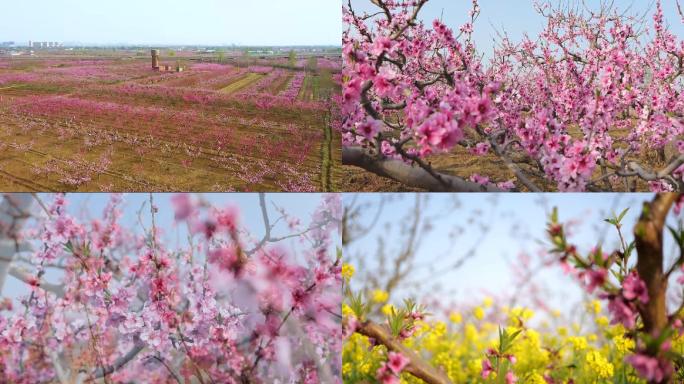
left=90, top=342, right=146, bottom=380
left=245, top=193, right=331, bottom=256
left=0, top=194, right=34, bottom=295
left=8, top=264, right=64, bottom=297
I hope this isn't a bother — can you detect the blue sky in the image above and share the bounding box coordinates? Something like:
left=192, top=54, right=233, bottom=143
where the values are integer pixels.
left=1, top=0, right=341, bottom=46
left=344, top=193, right=684, bottom=321
left=349, top=0, right=684, bottom=57
left=2, top=193, right=337, bottom=301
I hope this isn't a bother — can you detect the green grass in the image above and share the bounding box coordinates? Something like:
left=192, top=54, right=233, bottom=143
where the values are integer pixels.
left=220, top=73, right=264, bottom=94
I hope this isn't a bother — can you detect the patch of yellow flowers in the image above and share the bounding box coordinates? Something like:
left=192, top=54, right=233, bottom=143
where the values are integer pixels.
left=343, top=294, right=684, bottom=383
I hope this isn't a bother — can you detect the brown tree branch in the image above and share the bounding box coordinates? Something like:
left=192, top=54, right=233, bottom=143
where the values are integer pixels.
left=343, top=146, right=506, bottom=192
left=356, top=320, right=453, bottom=384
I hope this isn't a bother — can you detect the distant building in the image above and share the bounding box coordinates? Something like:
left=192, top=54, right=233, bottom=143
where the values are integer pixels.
left=29, top=41, right=61, bottom=49
left=151, top=49, right=160, bottom=69
left=151, top=49, right=185, bottom=72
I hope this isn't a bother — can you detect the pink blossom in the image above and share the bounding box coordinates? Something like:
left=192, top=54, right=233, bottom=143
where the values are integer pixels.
left=622, top=271, right=649, bottom=303
left=171, top=194, right=193, bottom=220
left=505, top=371, right=518, bottom=384
left=469, top=173, right=490, bottom=186
left=356, top=118, right=383, bottom=140
left=371, top=36, right=394, bottom=56
left=584, top=268, right=607, bottom=293
left=470, top=142, right=491, bottom=156
left=626, top=354, right=673, bottom=383
left=607, top=295, right=637, bottom=329
left=386, top=351, right=409, bottom=374
left=481, top=358, right=493, bottom=379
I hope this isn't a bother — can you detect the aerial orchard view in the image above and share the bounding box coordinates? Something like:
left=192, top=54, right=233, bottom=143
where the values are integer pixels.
left=341, top=0, right=684, bottom=192
left=8, top=0, right=684, bottom=383
left=0, top=2, right=342, bottom=192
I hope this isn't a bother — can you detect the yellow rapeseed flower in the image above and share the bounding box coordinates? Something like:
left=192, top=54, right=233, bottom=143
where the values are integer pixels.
left=342, top=304, right=354, bottom=317
left=342, top=263, right=355, bottom=280
left=483, top=297, right=493, bottom=308
left=596, top=316, right=609, bottom=327
left=381, top=303, right=395, bottom=316
left=589, top=300, right=602, bottom=314
left=449, top=311, right=463, bottom=324
left=613, top=334, right=635, bottom=354
left=527, top=373, right=547, bottom=384
left=473, top=306, right=485, bottom=320
left=371, top=289, right=389, bottom=303
left=568, top=336, right=588, bottom=351
left=585, top=350, right=614, bottom=378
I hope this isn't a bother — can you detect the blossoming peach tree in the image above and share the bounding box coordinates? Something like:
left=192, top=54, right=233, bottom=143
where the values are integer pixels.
left=546, top=193, right=684, bottom=383
left=0, top=193, right=342, bottom=383
left=342, top=193, right=684, bottom=384
left=342, top=0, right=684, bottom=192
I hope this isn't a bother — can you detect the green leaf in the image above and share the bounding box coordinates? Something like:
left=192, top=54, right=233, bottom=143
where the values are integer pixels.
left=624, top=241, right=636, bottom=259
left=617, top=208, right=629, bottom=224
left=551, top=207, right=558, bottom=224
left=610, top=269, right=622, bottom=283
left=347, top=290, right=368, bottom=320
left=387, top=307, right=407, bottom=337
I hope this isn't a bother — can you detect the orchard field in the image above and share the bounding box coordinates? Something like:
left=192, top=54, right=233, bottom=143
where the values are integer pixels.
left=0, top=51, right=342, bottom=192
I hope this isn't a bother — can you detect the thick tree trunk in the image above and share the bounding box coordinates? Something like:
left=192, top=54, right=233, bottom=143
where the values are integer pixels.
left=635, top=193, right=676, bottom=334
left=634, top=193, right=678, bottom=384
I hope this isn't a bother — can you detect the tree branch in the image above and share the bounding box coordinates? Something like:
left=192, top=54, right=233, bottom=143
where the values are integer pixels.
left=7, top=264, right=65, bottom=297
left=343, top=146, right=506, bottom=192
left=356, top=320, right=453, bottom=384
left=90, top=342, right=145, bottom=380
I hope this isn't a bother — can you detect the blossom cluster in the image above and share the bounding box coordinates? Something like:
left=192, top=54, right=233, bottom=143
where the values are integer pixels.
left=342, top=0, right=684, bottom=191
left=545, top=198, right=684, bottom=382
left=0, top=193, right=342, bottom=383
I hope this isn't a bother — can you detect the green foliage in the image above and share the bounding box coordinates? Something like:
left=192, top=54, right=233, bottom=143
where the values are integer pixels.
left=288, top=50, right=296, bottom=67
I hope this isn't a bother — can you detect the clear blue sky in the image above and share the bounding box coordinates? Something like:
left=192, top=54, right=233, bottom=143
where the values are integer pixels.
left=1, top=0, right=341, bottom=46
left=2, top=193, right=338, bottom=301
left=349, top=0, right=684, bottom=57
left=344, top=193, right=684, bottom=322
